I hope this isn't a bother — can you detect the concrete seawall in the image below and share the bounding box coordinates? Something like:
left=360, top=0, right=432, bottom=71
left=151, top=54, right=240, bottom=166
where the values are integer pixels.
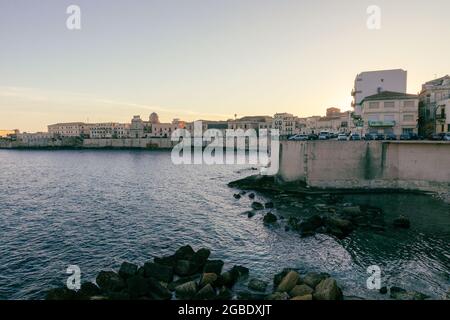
left=278, top=141, right=450, bottom=195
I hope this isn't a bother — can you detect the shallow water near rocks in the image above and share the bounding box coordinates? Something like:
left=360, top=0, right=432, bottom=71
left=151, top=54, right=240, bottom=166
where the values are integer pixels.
left=0, top=150, right=448, bottom=299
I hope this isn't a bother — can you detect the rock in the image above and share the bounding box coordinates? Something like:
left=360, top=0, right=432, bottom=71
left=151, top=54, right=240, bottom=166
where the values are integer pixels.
left=233, top=194, right=241, bottom=199
left=289, top=284, right=313, bottom=297
left=96, top=271, right=126, bottom=292
left=263, top=212, right=277, bottom=224
left=302, top=272, right=329, bottom=289
left=45, top=287, right=78, bottom=300
left=195, top=284, right=216, bottom=300
left=298, top=215, right=323, bottom=236
left=273, top=268, right=295, bottom=287
left=216, top=286, right=233, bottom=300
left=118, top=262, right=138, bottom=279
left=248, top=279, right=268, bottom=292
left=237, top=291, right=267, bottom=300
left=174, top=259, right=197, bottom=277
left=324, top=217, right=354, bottom=238
left=107, top=291, right=130, bottom=300
left=379, top=286, right=388, bottom=294
left=204, top=260, right=224, bottom=274
left=175, top=245, right=196, bottom=261
left=266, top=292, right=290, bottom=300
left=192, top=248, right=211, bottom=268
left=143, top=262, right=173, bottom=283
left=137, top=266, right=145, bottom=277
left=291, top=294, right=313, bottom=300
left=444, top=290, right=450, bottom=300
left=247, top=211, right=256, bottom=218
left=276, top=271, right=300, bottom=293
left=265, top=202, right=274, bottom=209
left=389, top=286, right=428, bottom=300
left=231, top=265, right=249, bottom=278
left=199, top=273, right=218, bottom=288
left=313, top=278, right=343, bottom=300
left=393, top=216, right=410, bottom=229
left=175, top=281, right=198, bottom=300
left=127, top=275, right=150, bottom=299
left=239, top=191, right=247, bottom=195
left=78, top=282, right=101, bottom=299
left=147, top=278, right=172, bottom=300
left=154, top=255, right=176, bottom=267
left=251, top=202, right=264, bottom=210
left=287, top=217, right=300, bottom=231
left=220, top=271, right=238, bottom=288
left=248, top=193, right=255, bottom=199
left=167, top=275, right=198, bottom=291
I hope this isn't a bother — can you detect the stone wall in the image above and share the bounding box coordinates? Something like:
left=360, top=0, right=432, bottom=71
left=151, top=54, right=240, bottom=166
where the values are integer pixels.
left=278, top=140, right=450, bottom=194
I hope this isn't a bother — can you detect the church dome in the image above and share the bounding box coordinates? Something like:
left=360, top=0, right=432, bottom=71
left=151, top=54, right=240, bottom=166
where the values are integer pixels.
left=149, top=112, right=160, bottom=124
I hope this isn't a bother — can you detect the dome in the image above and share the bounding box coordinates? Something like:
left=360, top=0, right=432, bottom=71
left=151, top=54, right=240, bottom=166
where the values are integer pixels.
left=149, top=112, right=160, bottom=124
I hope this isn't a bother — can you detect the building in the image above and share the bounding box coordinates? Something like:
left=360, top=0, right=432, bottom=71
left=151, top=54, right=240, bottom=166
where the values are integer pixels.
left=89, top=123, right=130, bottom=139
left=273, top=113, right=298, bottom=136
left=352, top=69, right=407, bottom=116
left=149, top=112, right=160, bottom=124
left=0, top=129, right=18, bottom=138
left=48, top=122, right=89, bottom=137
left=17, top=132, right=53, bottom=144
left=418, top=75, right=450, bottom=135
left=435, top=99, right=450, bottom=133
left=151, top=119, right=185, bottom=138
left=361, top=91, right=419, bottom=136
left=130, top=116, right=145, bottom=138
left=228, top=116, right=273, bottom=132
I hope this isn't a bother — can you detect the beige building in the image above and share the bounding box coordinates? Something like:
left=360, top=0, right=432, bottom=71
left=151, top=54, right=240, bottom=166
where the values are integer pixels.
left=361, top=91, right=419, bottom=136
left=151, top=119, right=185, bottom=138
left=228, top=116, right=273, bottom=132
left=419, top=75, right=450, bottom=135
left=48, top=122, right=89, bottom=137
left=17, top=132, right=53, bottom=143
left=89, top=123, right=130, bottom=139
left=435, top=99, right=450, bottom=133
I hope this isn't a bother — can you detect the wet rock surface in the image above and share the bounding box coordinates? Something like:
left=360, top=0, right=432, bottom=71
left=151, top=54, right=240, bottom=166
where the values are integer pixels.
left=45, top=245, right=347, bottom=301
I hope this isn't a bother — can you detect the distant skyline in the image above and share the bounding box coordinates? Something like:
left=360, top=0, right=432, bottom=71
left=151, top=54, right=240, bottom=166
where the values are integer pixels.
left=1, top=0, right=450, bottom=132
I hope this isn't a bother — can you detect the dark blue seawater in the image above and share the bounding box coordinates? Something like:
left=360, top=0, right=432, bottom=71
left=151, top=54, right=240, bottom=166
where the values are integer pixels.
left=0, top=150, right=449, bottom=299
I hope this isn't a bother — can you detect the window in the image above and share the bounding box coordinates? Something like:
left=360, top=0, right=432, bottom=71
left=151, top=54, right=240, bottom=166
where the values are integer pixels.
left=369, top=102, right=379, bottom=109
left=368, top=115, right=379, bottom=121
left=384, top=101, right=395, bottom=108
left=404, top=100, right=415, bottom=108
left=384, top=115, right=395, bottom=122
left=402, top=128, right=413, bottom=134
left=403, top=114, right=414, bottom=121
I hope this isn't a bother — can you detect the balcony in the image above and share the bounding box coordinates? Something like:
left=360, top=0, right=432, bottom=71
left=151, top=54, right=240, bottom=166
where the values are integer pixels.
left=436, top=114, right=446, bottom=120
left=368, top=120, right=396, bottom=127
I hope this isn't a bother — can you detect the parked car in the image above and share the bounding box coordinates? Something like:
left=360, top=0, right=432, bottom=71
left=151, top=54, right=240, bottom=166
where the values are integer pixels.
left=400, top=134, right=410, bottom=140
left=385, top=133, right=397, bottom=140
left=430, top=133, right=445, bottom=141
left=349, top=133, right=361, bottom=141
left=308, top=134, right=318, bottom=140
left=318, top=133, right=329, bottom=140
left=364, top=133, right=375, bottom=140
left=288, top=134, right=308, bottom=141
left=337, top=134, right=347, bottom=141
left=375, top=134, right=385, bottom=140
left=443, top=133, right=450, bottom=141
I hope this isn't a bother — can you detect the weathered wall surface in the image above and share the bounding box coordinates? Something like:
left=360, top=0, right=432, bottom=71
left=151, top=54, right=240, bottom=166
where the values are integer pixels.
left=278, top=141, right=450, bottom=193
left=83, top=138, right=175, bottom=149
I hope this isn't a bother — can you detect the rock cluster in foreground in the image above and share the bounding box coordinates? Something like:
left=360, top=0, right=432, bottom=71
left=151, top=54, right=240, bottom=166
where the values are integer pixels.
left=45, top=245, right=344, bottom=301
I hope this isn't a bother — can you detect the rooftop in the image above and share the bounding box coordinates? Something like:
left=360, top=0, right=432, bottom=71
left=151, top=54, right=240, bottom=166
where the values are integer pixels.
left=362, top=91, right=418, bottom=102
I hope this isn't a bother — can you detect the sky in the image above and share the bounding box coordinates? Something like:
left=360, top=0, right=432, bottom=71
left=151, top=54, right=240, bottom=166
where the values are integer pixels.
left=1, top=0, right=450, bottom=132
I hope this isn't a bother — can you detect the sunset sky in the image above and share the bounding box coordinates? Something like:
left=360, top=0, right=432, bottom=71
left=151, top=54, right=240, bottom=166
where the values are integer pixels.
left=1, top=0, right=450, bottom=132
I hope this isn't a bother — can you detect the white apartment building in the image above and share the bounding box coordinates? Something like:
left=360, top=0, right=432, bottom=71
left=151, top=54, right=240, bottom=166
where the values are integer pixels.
left=48, top=122, right=89, bottom=137
left=273, top=113, right=299, bottom=136
left=352, top=69, right=407, bottom=116
left=361, top=91, right=419, bottom=136
left=419, top=75, right=450, bottom=135
left=435, top=99, right=450, bottom=133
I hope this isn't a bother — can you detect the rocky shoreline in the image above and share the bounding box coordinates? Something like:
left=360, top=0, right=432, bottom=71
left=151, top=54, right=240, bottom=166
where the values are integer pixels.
left=46, top=245, right=344, bottom=301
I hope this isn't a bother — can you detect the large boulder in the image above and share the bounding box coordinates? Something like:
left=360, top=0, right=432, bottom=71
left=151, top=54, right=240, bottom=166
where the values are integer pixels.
left=265, top=202, right=274, bottom=209
left=276, top=271, right=300, bottom=293
left=393, top=216, right=411, bottom=229
left=143, top=262, right=173, bottom=283
left=266, top=292, right=290, bottom=300
left=147, top=278, right=172, bottom=300
left=251, top=202, right=264, bottom=210
left=291, top=294, right=313, bottom=300
left=175, top=245, right=196, bottom=261
left=298, top=215, right=323, bottom=236
left=195, top=284, right=216, bottom=300
left=167, top=275, right=198, bottom=291
left=231, top=265, right=249, bottom=279
left=118, top=262, right=138, bottom=279
left=199, top=273, right=218, bottom=288
left=192, top=248, right=211, bottom=269
left=204, top=260, right=224, bottom=274
left=127, top=275, right=150, bottom=299
left=96, top=271, right=126, bottom=292
left=175, top=281, right=198, bottom=300
left=273, top=268, right=295, bottom=287
left=248, top=279, right=268, bottom=292
left=313, top=278, right=343, bottom=300
left=174, top=259, right=197, bottom=277
left=302, top=272, right=329, bottom=288
left=78, top=282, right=101, bottom=299
left=263, top=212, right=277, bottom=224
left=289, top=284, right=313, bottom=297
left=324, top=217, right=354, bottom=238
left=216, top=286, right=233, bottom=300
left=389, top=286, right=428, bottom=300
left=154, top=255, right=176, bottom=267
